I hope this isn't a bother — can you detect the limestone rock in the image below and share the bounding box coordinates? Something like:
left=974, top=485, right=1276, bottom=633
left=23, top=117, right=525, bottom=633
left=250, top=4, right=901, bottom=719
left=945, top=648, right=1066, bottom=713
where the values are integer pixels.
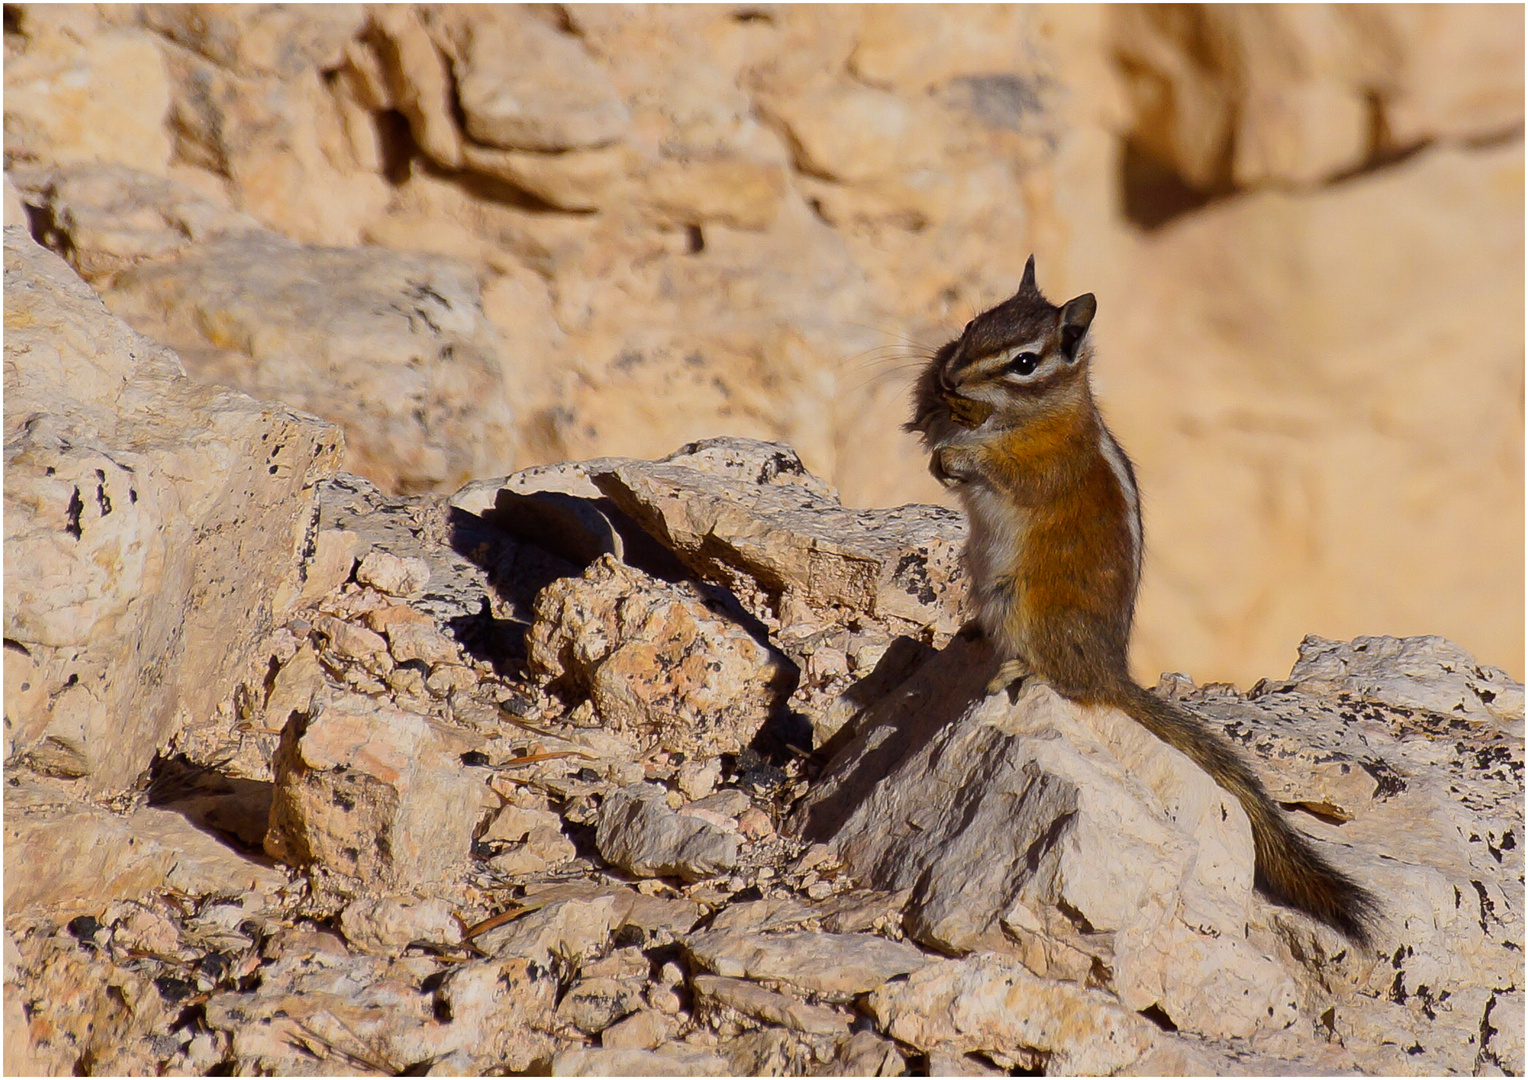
left=797, top=629, right=1523, bottom=1070
left=595, top=438, right=967, bottom=637
left=1284, top=633, right=1524, bottom=727
left=761, top=81, right=936, bottom=185
left=361, top=6, right=463, bottom=169
left=4, top=779, right=288, bottom=918
left=3, top=25, right=173, bottom=177
left=154, top=35, right=391, bottom=246
left=443, top=8, right=630, bottom=151
left=692, top=974, right=852, bottom=1036
left=551, top=1046, right=730, bottom=1076
left=475, top=890, right=632, bottom=966
left=355, top=549, right=431, bottom=598
left=793, top=633, right=1305, bottom=1040
left=683, top=927, right=932, bottom=999
left=264, top=690, right=482, bottom=887
left=867, top=953, right=1161, bottom=1076
left=4, top=926, right=175, bottom=1076
left=433, top=956, right=560, bottom=1072
left=140, top=5, right=363, bottom=80
left=555, top=974, right=643, bottom=1034
left=103, top=232, right=513, bottom=493
left=8, top=162, right=264, bottom=281
left=600, top=1008, right=670, bottom=1051
left=528, top=554, right=794, bottom=757
left=817, top=1029, right=907, bottom=1076
left=462, top=142, right=628, bottom=213
left=338, top=895, right=462, bottom=956
left=596, top=784, right=740, bottom=882
left=3, top=226, right=342, bottom=792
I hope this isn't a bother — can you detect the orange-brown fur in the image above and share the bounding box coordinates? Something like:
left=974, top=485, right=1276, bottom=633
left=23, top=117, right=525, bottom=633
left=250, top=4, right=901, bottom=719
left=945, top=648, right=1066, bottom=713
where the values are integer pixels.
left=907, top=256, right=1378, bottom=945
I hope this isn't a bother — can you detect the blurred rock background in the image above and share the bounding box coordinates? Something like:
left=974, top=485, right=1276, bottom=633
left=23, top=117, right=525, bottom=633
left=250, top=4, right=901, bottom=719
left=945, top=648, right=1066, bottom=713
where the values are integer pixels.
left=5, top=3, right=1521, bottom=686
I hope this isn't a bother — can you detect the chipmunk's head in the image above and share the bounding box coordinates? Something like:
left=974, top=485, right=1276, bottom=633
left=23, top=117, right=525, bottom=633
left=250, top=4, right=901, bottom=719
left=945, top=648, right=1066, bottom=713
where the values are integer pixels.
left=909, top=255, right=1097, bottom=437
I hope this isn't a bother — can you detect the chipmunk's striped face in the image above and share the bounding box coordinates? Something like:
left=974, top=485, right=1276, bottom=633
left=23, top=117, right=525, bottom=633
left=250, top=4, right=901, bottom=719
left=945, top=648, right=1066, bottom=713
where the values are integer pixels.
left=938, top=257, right=1097, bottom=418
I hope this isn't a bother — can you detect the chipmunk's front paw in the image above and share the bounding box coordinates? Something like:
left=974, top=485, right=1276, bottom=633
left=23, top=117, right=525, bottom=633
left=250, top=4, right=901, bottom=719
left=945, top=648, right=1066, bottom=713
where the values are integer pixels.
left=943, top=393, right=994, bottom=429
left=931, top=445, right=976, bottom=487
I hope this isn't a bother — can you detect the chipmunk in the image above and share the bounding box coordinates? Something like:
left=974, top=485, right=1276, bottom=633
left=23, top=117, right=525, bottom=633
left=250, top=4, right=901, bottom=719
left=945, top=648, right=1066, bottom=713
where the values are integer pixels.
left=907, top=256, right=1377, bottom=945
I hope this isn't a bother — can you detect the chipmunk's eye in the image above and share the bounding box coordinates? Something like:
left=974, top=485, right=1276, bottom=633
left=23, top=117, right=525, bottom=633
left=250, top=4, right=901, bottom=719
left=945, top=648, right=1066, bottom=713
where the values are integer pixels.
left=1003, top=351, right=1041, bottom=377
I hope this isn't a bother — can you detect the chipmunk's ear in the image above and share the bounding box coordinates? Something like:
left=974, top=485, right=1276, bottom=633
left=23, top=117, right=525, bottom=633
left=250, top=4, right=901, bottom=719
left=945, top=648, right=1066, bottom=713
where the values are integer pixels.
left=1059, top=293, right=1096, bottom=360
left=1017, top=255, right=1039, bottom=298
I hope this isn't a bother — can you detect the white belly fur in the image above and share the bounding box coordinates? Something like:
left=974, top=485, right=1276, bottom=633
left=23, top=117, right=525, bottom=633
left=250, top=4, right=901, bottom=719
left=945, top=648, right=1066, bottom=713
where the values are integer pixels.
left=959, top=479, right=1031, bottom=655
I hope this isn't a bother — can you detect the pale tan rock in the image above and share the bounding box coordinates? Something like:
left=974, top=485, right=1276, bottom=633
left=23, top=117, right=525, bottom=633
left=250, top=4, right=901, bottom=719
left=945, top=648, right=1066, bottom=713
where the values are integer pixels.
left=442, top=8, right=630, bottom=151
left=141, top=4, right=363, bottom=79
left=817, top=1029, right=907, bottom=1076
left=596, top=783, right=740, bottom=882
left=1111, top=6, right=1380, bottom=190
left=292, top=527, right=361, bottom=606
left=1286, top=634, right=1524, bottom=727
left=202, top=945, right=469, bottom=1074
left=556, top=975, right=643, bottom=1034
left=339, top=895, right=462, bottom=955
left=1108, top=140, right=1523, bottom=688
left=4, top=227, right=342, bottom=793
left=156, top=45, right=391, bottom=246
left=850, top=7, right=1044, bottom=93
left=104, top=232, right=513, bottom=493
left=675, top=759, right=721, bottom=800
left=362, top=5, right=463, bottom=168
left=5, top=929, right=174, bottom=1077
left=693, top=974, right=852, bottom=1036
left=1378, top=5, right=1525, bottom=146
left=868, top=953, right=1160, bottom=1075
left=3, top=779, right=284, bottom=917
left=528, top=554, right=792, bottom=756
left=3, top=26, right=172, bottom=176
left=355, top=550, right=432, bottom=597
left=434, top=956, right=559, bottom=1071
left=637, top=148, right=789, bottom=231
left=793, top=634, right=1314, bottom=1040
left=762, top=81, right=933, bottom=184
left=596, top=438, right=966, bottom=637
left=3, top=174, right=25, bottom=228
left=7, top=162, right=263, bottom=281
left=476, top=891, right=632, bottom=966
left=683, top=927, right=932, bottom=999
left=264, top=691, right=481, bottom=886
left=483, top=803, right=578, bottom=876
left=462, top=143, right=628, bottom=212
left=257, top=641, right=324, bottom=736
left=736, top=806, right=775, bottom=841
left=600, top=1008, right=670, bottom=1051
left=552, top=1046, right=731, bottom=1076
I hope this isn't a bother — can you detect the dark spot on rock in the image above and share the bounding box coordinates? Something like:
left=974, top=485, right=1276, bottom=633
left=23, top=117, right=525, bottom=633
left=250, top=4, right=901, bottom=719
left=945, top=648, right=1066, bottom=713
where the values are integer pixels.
left=64, top=487, right=83, bottom=539
left=461, top=750, right=490, bottom=768
left=67, top=914, right=102, bottom=944
left=612, top=924, right=646, bottom=949
left=154, top=976, right=195, bottom=1003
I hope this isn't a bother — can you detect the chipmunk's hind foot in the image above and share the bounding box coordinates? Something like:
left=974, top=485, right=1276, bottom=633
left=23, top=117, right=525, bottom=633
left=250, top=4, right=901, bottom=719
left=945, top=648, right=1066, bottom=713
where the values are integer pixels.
left=987, top=658, right=1032, bottom=698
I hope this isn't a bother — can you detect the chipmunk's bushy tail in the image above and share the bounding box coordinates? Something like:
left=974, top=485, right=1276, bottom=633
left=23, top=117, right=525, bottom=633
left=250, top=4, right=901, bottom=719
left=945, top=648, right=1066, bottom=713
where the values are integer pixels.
left=1105, top=680, right=1378, bottom=946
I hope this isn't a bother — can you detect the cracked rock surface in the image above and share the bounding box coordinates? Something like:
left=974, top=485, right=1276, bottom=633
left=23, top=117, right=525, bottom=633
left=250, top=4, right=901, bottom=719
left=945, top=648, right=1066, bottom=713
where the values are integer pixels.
left=4, top=224, right=1523, bottom=1076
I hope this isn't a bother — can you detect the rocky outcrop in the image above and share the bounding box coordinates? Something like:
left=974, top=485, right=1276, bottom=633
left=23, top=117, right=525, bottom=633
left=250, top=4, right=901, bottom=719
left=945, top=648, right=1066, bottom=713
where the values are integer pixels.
left=3, top=3, right=1519, bottom=690
left=2, top=247, right=1520, bottom=1075
left=3, top=7, right=1523, bottom=1075
left=3, top=226, right=341, bottom=794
